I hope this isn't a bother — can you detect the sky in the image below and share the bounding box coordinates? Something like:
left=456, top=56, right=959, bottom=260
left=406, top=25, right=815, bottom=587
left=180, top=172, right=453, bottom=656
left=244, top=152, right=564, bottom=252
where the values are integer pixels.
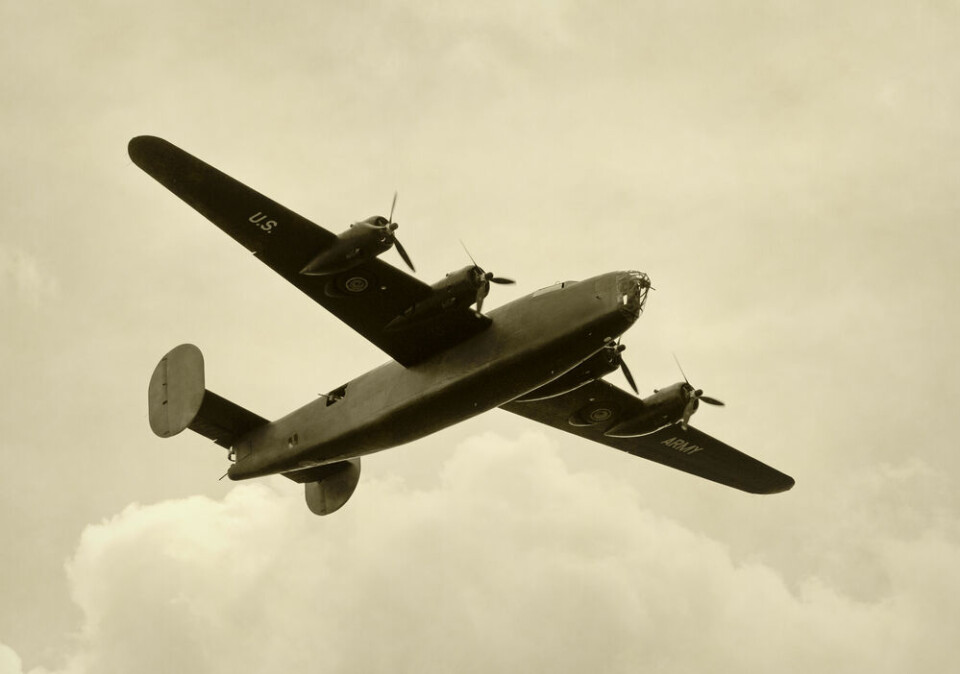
left=2, top=1, right=959, bottom=671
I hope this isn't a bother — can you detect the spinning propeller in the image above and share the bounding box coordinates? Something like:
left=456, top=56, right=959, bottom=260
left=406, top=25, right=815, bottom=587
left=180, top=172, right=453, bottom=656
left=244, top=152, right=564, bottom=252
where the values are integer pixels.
left=461, top=243, right=515, bottom=313
left=673, top=354, right=725, bottom=430
left=607, top=338, right=638, bottom=395
left=378, top=192, right=415, bottom=272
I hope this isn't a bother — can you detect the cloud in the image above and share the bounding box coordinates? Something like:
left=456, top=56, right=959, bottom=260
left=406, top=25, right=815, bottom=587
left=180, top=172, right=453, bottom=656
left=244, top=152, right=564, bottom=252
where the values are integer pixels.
left=0, top=644, right=24, bottom=674
left=0, top=247, right=58, bottom=309
left=11, top=431, right=960, bottom=674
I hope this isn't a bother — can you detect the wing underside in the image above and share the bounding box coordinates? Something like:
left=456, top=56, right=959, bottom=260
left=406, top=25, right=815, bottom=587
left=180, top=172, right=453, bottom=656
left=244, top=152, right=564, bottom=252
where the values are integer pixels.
left=128, top=136, right=490, bottom=366
left=501, top=380, right=794, bottom=494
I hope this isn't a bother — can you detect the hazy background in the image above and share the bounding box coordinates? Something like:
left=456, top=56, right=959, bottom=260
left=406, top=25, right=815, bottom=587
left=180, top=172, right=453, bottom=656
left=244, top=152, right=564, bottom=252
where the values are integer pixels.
left=2, top=1, right=958, bottom=672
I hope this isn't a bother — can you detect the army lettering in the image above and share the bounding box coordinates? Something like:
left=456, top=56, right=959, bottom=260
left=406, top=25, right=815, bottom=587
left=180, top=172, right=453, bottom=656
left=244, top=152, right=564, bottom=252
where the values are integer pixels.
left=661, top=437, right=704, bottom=455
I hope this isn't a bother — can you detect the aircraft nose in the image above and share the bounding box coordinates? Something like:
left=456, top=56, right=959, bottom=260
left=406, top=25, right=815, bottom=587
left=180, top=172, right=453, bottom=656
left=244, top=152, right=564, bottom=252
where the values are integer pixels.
left=618, top=271, right=652, bottom=319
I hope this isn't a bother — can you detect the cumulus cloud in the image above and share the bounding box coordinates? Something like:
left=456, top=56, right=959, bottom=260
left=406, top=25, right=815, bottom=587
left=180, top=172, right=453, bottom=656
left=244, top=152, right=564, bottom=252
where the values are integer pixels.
left=0, top=644, right=24, bottom=674
left=13, top=432, right=960, bottom=674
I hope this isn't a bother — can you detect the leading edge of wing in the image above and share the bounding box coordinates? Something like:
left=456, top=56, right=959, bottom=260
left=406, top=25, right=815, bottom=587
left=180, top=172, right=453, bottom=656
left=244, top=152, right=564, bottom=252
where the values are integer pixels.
left=127, top=135, right=347, bottom=292
left=502, top=380, right=795, bottom=495
left=128, top=135, right=335, bottom=256
left=128, top=136, right=491, bottom=366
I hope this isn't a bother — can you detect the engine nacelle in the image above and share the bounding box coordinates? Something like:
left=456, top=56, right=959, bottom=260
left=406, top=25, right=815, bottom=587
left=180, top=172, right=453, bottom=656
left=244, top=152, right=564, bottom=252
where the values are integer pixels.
left=386, top=266, right=484, bottom=330
left=427, top=266, right=483, bottom=306
left=300, top=217, right=397, bottom=276
left=603, top=382, right=692, bottom=438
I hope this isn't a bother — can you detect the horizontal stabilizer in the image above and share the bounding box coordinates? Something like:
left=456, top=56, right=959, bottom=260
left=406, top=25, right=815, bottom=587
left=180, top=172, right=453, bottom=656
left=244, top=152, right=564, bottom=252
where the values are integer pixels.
left=148, top=344, right=267, bottom=448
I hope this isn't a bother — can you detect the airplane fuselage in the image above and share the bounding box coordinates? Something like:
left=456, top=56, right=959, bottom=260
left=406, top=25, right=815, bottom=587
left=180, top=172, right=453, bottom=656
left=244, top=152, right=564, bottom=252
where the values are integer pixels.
left=228, top=270, right=647, bottom=479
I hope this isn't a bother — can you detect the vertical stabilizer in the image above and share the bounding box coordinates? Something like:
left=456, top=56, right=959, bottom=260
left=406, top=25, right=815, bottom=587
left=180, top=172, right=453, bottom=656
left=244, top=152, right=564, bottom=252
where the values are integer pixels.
left=285, top=460, right=362, bottom=516
left=148, top=344, right=267, bottom=448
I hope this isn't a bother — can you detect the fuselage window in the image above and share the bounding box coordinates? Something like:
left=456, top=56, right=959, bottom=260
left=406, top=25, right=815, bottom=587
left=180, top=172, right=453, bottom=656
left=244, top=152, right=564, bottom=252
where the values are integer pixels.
left=533, top=280, right=578, bottom=297
left=533, top=283, right=563, bottom=297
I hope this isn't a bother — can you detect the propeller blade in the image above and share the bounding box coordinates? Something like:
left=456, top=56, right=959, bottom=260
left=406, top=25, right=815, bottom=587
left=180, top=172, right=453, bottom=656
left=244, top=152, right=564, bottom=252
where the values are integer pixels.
left=477, top=275, right=494, bottom=313
left=476, top=285, right=490, bottom=313
left=393, top=237, right=415, bottom=272
left=606, top=338, right=638, bottom=394
left=680, top=401, right=696, bottom=431
left=671, top=353, right=726, bottom=416
left=459, top=242, right=516, bottom=311
left=620, top=358, right=639, bottom=395
left=461, top=242, right=513, bottom=282
left=388, top=191, right=397, bottom=225
left=460, top=240, right=479, bottom=267
left=672, top=353, right=690, bottom=385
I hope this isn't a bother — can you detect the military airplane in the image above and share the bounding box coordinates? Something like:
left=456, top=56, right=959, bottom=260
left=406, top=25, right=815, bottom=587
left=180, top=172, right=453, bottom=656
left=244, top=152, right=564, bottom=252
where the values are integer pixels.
left=130, top=136, right=794, bottom=515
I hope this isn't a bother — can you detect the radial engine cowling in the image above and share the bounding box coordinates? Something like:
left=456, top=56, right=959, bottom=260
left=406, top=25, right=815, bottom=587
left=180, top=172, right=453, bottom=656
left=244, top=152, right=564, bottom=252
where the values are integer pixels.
left=603, top=381, right=724, bottom=437
left=604, top=382, right=690, bottom=438
left=386, top=265, right=495, bottom=330
left=301, top=215, right=414, bottom=275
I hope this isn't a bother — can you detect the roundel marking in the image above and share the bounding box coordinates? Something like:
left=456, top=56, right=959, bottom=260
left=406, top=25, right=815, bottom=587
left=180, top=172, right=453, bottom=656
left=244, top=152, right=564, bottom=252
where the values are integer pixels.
left=588, top=407, right=614, bottom=423
left=569, top=400, right=621, bottom=427
left=344, top=276, right=369, bottom=293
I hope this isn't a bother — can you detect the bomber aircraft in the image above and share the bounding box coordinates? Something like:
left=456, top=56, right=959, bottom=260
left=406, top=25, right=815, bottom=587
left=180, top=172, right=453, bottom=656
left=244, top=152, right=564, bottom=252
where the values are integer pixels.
left=130, top=136, right=794, bottom=515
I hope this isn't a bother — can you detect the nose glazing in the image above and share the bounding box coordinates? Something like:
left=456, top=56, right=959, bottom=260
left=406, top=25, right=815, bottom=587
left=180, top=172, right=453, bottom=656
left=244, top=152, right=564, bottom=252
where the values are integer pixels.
left=618, top=271, right=651, bottom=319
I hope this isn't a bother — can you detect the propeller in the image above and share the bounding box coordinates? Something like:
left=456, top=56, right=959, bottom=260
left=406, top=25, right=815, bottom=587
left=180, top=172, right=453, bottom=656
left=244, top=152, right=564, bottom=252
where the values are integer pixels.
left=461, top=242, right=515, bottom=313
left=379, top=192, right=415, bottom=272
left=673, top=354, right=725, bottom=429
left=606, top=338, right=638, bottom=394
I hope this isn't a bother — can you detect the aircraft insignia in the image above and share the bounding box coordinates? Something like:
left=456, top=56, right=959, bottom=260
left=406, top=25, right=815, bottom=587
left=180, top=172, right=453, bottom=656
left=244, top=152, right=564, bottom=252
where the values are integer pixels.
left=249, top=211, right=278, bottom=233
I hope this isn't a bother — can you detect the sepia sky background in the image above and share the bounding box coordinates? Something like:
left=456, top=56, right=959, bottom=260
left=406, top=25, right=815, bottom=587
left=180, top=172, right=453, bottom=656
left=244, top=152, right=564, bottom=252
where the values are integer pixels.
left=2, top=1, right=959, bottom=672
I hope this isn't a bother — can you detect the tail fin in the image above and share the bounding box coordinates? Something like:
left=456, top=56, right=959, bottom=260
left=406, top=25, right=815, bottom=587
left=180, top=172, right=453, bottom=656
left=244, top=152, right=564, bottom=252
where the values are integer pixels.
left=148, top=344, right=267, bottom=448
left=285, top=459, right=362, bottom=516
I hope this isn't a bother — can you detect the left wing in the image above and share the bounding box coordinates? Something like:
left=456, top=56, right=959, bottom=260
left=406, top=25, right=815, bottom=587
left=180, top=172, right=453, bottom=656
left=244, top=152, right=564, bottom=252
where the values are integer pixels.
left=501, top=380, right=794, bottom=494
left=128, top=136, right=490, bottom=366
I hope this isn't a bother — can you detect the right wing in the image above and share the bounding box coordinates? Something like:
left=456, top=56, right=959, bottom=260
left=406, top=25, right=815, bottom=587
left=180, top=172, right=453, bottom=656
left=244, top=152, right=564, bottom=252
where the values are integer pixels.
left=128, top=136, right=490, bottom=366
left=502, top=379, right=795, bottom=494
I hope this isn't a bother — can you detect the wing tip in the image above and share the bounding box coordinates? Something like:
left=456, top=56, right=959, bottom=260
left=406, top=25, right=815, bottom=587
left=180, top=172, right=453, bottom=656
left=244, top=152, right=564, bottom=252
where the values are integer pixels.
left=750, top=472, right=795, bottom=495
left=127, top=135, right=172, bottom=167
